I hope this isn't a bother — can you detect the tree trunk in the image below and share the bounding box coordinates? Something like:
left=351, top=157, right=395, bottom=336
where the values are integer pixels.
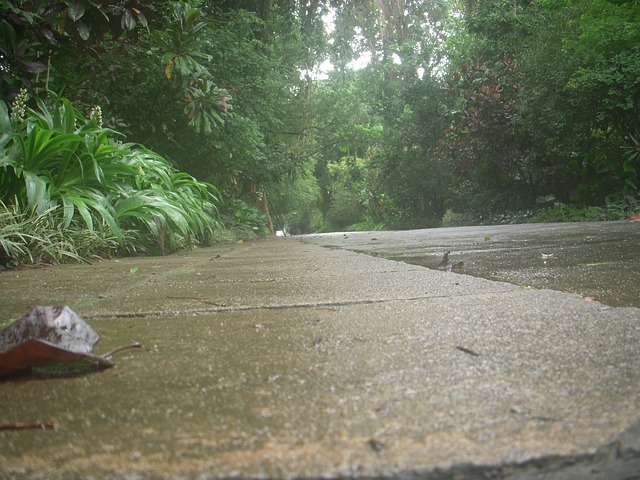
left=260, top=186, right=274, bottom=234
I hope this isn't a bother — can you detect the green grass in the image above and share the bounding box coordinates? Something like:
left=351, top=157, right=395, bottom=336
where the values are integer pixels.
left=0, top=200, right=132, bottom=265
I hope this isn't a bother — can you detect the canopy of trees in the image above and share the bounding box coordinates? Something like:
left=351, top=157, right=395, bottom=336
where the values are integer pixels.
left=2, top=0, right=638, bottom=247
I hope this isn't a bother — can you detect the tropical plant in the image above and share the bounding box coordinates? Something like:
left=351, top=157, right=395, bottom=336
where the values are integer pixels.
left=0, top=94, right=222, bottom=259
left=160, top=2, right=231, bottom=133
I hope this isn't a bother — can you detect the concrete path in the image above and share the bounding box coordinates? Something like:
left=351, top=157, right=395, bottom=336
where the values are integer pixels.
left=301, top=221, right=640, bottom=308
left=1, top=236, right=639, bottom=479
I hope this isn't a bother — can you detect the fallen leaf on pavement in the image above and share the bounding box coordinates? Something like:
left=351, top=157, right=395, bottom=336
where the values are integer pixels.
left=0, top=306, right=140, bottom=378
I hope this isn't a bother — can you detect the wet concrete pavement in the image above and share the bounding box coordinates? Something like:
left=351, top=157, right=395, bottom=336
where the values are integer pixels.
left=1, top=224, right=639, bottom=479
left=303, top=221, right=640, bottom=308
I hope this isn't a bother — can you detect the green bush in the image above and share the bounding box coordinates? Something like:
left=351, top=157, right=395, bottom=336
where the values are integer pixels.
left=0, top=94, right=222, bottom=261
left=441, top=209, right=464, bottom=228
left=217, top=197, right=269, bottom=239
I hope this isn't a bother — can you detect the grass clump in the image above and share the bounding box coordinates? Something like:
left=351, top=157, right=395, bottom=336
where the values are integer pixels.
left=0, top=200, right=131, bottom=266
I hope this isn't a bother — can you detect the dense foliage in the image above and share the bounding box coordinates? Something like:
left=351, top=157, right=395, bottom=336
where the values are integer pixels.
left=313, top=0, right=640, bottom=229
left=1, top=0, right=638, bottom=260
left=0, top=92, right=221, bottom=263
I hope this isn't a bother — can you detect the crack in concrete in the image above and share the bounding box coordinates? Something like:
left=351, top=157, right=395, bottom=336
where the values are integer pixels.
left=82, top=290, right=514, bottom=320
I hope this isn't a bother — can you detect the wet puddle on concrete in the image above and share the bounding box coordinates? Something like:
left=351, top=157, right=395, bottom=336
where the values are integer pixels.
left=391, top=238, right=639, bottom=308
left=307, top=221, right=640, bottom=308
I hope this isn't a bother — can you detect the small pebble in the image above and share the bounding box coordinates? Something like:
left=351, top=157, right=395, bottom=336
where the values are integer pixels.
left=368, top=438, right=385, bottom=452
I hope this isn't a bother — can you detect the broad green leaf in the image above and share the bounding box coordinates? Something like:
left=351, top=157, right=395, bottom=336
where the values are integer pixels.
left=24, top=172, right=52, bottom=214
left=160, top=52, right=174, bottom=64
left=62, top=197, right=75, bottom=228
left=92, top=157, right=105, bottom=185
left=35, top=97, right=54, bottom=129
left=68, top=0, right=86, bottom=21
left=0, top=20, right=17, bottom=53
left=61, top=98, right=76, bottom=133
left=0, top=101, right=10, bottom=130
left=122, top=9, right=136, bottom=31
left=76, top=20, right=90, bottom=41
left=73, top=197, right=94, bottom=232
left=113, top=194, right=155, bottom=218
left=137, top=12, right=149, bottom=29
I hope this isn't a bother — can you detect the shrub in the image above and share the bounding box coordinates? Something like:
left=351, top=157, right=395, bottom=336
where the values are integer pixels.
left=0, top=94, right=222, bottom=260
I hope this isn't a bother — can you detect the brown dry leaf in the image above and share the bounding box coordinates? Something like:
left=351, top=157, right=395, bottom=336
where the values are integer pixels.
left=0, top=306, right=113, bottom=377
